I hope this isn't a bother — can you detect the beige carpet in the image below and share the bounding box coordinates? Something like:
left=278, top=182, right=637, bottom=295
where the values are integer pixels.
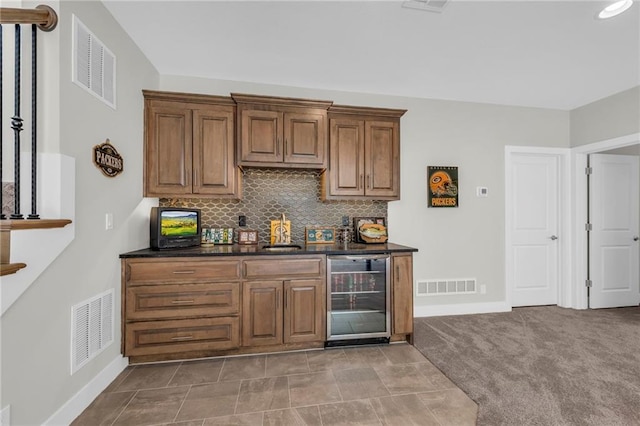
left=413, top=306, right=640, bottom=426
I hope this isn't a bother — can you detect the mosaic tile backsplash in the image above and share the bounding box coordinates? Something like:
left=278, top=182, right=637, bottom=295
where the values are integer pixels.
left=161, top=169, right=387, bottom=244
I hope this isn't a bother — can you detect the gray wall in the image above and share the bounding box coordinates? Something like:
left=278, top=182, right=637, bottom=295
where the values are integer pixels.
left=570, top=86, right=640, bottom=146
left=0, top=1, right=158, bottom=424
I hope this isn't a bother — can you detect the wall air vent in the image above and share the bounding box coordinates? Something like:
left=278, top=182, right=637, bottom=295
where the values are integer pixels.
left=72, top=15, right=116, bottom=109
left=71, top=289, right=114, bottom=374
left=402, top=0, right=450, bottom=13
left=416, top=278, right=477, bottom=296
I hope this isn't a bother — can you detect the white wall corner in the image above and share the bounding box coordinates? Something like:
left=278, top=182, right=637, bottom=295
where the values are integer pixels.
left=18, top=153, right=75, bottom=219
left=0, top=405, right=10, bottom=426
left=43, top=355, right=128, bottom=426
left=0, top=154, right=76, bottom=315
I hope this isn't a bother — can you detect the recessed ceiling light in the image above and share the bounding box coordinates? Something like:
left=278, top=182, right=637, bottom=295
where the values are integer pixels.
left=597, top=0, right=633, bottom=19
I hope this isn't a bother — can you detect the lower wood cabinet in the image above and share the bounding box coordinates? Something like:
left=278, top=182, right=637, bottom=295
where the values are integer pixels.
left=125, top=317, right=240, bottom=357
left=392, top=253, right=414, bottom=340
left=122, top=255, right=326, bottom=362
left=242, top=279, right=324, bottom=347
left=122, top=257, right=243, bottom=362
left=284, top=279, right=325, bottom=343
left=121, top=252, right=410, bottom=362
left=242, top=281, right=283, bottom=347
left=126, top=282, right=240, bottom=321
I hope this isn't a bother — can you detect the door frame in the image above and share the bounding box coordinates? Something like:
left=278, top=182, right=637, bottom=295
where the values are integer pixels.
left=505, top=146, right=572, bottom=308
left=571, top=132, right=640, bottom=309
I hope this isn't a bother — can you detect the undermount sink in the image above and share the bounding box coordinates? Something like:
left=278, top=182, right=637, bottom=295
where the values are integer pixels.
left=260, top=244, right=303, bottom=252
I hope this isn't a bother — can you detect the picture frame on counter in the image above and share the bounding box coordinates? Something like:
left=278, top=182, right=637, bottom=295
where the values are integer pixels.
left=305, top=227, right=336, bottom=244
left=237, top=229, right=259, bottom=245
left=202, top=227, right=234, bottom=244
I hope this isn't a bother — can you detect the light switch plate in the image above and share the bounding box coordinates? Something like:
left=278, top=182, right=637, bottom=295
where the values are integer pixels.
left=105, top=213, right=113, bottom=230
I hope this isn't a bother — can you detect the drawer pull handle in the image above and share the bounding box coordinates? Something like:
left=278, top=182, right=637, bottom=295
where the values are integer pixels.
left=172, top=270, right=196, bottom=275
left=171, top=335, right=194, bottom=341
left=171, top=300, right=195, bottom=305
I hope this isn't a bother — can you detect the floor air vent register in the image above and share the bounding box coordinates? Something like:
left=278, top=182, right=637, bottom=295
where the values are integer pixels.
left=71, top=289, right=114, bottom=374
left=416, top=278, right=477, bottom=296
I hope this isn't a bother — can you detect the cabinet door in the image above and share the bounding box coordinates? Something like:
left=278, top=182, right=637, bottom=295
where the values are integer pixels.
left=242, top=281, right=283, bottom=347
left=328, top=118, right=365, bottom=197
left=193, top=107, right=239, bottom=196
left=239, top=109, right=283, bottom=163
left=284, top=279, right=325, bottom=343
left=365, top=120, right=399, bottom=199
left=145, top=102, right=193, bottom=196
left=284, top=111, right=326, bottom=167
left=392, top=253, right=413, bottom=336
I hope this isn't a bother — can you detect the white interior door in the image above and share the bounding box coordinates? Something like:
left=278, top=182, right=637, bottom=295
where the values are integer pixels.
left=589, top=154, right=640, bottom=309
left=508, top=153, right=560, bottom=307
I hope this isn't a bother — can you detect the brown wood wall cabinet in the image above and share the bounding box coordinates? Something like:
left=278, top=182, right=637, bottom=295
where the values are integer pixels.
left=143, top=90, right=241, bottom=199
left=322, top=105, right=406, bottom=201
left=121, top=252, right=413, bottom=363
left=232, top=93, right=333, bottom=169
left=143, top=90, right=405, bottom=201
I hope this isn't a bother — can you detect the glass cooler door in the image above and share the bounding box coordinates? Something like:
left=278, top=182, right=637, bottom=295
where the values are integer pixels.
left=327, top=255, right=390, bottom=341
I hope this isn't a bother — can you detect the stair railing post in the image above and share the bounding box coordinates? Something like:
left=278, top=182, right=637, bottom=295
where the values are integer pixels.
left=10, top=23, right=23, bottom=220
left=28, top=23, right=38, bottom=219
left=1, top=5, right=58, bottom=221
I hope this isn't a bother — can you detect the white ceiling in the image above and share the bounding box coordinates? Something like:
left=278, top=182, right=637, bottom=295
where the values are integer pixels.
left=102, top=0, right=640, bottom=110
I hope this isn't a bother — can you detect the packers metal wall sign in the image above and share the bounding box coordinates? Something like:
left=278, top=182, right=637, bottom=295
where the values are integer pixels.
left=93, top=139, right=123, bottom=177
left=428, top=166, right=458, bottom=207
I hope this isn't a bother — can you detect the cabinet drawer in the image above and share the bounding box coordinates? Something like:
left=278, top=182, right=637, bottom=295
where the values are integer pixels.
left=125, top=259, right=241, bottom=285
left=125, top=317, right=240, bottom=356
left=126, top=282, right=240, bottom=320
left=243, top=256, right=325, bottom=279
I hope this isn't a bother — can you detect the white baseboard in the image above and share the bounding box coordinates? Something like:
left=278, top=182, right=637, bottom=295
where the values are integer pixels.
left=44, top=355, right=128, bottom=426
left=414, top=301, right=512, bottom=317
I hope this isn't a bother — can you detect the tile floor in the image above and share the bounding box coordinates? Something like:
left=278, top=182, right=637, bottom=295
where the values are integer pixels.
left=72, top=343, right=477, bottom=425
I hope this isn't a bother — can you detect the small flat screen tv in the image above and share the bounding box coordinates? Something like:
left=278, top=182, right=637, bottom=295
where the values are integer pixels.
left=150, top=207, right=201, bottom=250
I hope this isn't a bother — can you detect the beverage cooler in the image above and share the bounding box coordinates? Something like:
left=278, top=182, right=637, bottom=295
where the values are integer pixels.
left=326, top=255, right=391, bottom=344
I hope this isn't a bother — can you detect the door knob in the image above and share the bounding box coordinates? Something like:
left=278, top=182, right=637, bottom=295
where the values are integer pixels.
left=550, top=235, right=558, bottom=241
left=634, top=236, right=639, bottom=241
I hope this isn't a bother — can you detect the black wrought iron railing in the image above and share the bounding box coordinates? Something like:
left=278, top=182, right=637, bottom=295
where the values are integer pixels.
left=1, top=5, right=58, bottom=220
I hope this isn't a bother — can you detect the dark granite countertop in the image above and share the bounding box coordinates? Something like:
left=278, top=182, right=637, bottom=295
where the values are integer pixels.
left=120, top=242, right=417, bottom=258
